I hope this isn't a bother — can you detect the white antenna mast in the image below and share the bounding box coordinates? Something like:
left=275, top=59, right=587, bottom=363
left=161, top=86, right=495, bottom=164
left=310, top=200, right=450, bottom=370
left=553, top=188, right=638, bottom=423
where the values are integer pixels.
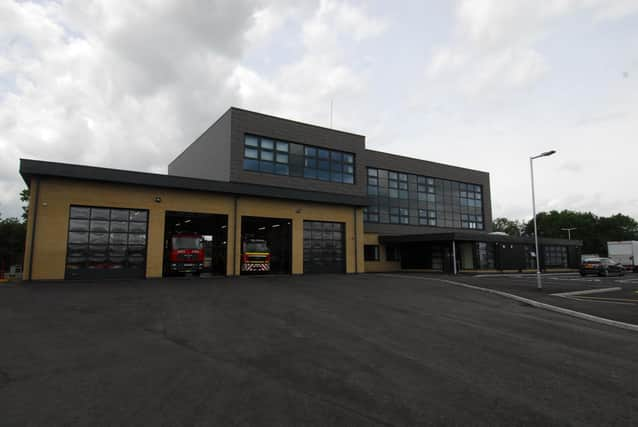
left=330, top=99, right=333, bottom=128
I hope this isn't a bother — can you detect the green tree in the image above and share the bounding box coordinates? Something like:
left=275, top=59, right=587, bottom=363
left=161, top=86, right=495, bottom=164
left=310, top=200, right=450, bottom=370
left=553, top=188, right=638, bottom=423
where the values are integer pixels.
left=522, top=210, right=638, bottom=255
left=20, top=188, right=30, bottom=223
left=0, top=215, right=27, bottom=271
left=492, top=217, right=525, bottom=236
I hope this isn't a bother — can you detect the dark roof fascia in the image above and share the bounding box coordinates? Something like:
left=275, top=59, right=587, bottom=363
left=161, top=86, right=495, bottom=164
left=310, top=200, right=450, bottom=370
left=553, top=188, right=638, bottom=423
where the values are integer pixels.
left=19, top=159, right=368, bottom=207
left=379, top=231, right=582, bottom=246
left=364, top=148, right=490, bottom=176
left=229, top=107, right=365, bottom=138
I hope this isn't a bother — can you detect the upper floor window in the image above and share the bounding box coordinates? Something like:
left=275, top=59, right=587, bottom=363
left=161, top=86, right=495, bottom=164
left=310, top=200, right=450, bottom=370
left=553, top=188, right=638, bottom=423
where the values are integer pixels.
left=461, top=214, right=483, bottom=229
left=365, top=166, right=485, bottom=230
left=460, top=183, right=482, bottom=207
left=243, top=135, right=289, bottom=176
left=243, top=134, right=354, bottom=184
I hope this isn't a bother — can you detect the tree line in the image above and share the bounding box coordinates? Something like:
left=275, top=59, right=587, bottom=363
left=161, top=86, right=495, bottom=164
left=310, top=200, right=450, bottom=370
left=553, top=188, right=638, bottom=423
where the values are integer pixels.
left=492, top=210, right=638, bottom=255
left=0, top=190, right=29, bottom=272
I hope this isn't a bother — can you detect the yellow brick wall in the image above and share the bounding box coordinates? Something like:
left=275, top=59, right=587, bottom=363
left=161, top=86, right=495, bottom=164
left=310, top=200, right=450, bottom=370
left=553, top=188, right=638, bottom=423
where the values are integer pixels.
left=23, top=177, right=365, bottom=280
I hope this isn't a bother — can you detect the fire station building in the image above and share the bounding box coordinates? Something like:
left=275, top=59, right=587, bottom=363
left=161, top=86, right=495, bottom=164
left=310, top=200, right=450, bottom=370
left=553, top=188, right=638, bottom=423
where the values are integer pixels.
left=20, top=107, right=581, bottom=281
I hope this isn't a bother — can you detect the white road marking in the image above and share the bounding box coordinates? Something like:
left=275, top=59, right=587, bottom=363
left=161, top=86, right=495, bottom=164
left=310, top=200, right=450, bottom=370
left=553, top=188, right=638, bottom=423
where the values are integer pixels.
left=377, top=274, right=638, bottom=333
left=551, top=287, right=622, bottom=297
left=473, top=273, right=579, bottom=278
left=565, top=296, right=636, bottom=306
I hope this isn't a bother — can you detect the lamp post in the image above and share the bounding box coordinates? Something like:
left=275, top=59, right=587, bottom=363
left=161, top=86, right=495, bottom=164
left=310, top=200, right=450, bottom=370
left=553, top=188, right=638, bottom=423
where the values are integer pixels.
left=530, top=150, right=556, bottom=290
left=560, top=227, right=576, bottom=240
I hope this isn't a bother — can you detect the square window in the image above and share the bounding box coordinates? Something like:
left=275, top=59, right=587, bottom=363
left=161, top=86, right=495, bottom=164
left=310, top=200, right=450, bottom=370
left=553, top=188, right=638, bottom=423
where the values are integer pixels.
left=261, top=139, right=274, bottom=150
left=245, top=135, right=259, bottom=147
left=276, top=153, right=288, bottom=163
left=244, top=147, right=259, bottom=159
left=364, top=245, right=380, bottom=261
left=304, top=146, right=316, bottom=157
left=317, top=169, right=330, bottom=181
left=344, top=154, right=354, bottom=164
left=274, top=163, right=289, bottom=175
left=343, top=174, right=354, bottom=184
left=318, top=149, right=330, bottom=159
left=368, top=168, right=378, bottom=177
left=276, top=141, right=289, bottom=152
left=261, top=150, right=274, bottom=161
left=259, top=161, right=274, bottom=173
left=244, top=159, right=259, bottom=171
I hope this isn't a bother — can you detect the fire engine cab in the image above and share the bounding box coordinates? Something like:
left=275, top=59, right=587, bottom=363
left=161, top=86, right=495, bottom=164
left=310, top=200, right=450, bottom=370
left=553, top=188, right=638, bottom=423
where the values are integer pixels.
left=166, top=232, right=205, bottom=275
left=241, top=239, right=271, bottom=272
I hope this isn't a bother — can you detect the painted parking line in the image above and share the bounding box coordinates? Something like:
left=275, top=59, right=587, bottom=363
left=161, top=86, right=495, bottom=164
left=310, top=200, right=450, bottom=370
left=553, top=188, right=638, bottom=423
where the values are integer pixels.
left=549, top=277, right=602, bottom=283
left=473, top=273, right=580, bottom=279
left=378, top=274, right=638, bottom=332
left=565, top=297, right=637, bottom=306
left=570, top=295, right=638, bottom=304
left=551, top=287, right=622, bottom=297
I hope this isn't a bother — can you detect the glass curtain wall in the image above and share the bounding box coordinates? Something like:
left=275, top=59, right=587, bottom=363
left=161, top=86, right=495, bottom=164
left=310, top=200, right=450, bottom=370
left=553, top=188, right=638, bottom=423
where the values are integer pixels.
left=364, top=167, right=484, bottom=230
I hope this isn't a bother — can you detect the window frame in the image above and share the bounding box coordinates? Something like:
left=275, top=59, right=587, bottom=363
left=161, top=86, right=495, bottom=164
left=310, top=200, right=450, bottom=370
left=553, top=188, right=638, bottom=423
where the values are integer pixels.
left=364, top=245, right=380, bottom=261
left=243, top=134, right=354, bottom=184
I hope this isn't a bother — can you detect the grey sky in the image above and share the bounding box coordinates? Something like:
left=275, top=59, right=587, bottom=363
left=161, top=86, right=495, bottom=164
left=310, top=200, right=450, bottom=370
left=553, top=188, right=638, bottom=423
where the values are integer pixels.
left=1, top=0, right=637, bottom=220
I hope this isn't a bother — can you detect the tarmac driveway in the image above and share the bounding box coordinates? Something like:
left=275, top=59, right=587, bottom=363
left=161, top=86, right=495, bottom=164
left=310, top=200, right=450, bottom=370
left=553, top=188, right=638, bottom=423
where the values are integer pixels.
left=460, top=272, right=638, bottom=324
left=0, top=274, right=636, bottom=426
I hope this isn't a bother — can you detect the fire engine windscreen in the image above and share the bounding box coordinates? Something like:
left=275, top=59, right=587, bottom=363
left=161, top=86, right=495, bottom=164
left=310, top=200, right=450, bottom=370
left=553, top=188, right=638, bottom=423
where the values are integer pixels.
left=171, top=236, right=202, bottom=249
left=245, top=241, right=268, bottom=252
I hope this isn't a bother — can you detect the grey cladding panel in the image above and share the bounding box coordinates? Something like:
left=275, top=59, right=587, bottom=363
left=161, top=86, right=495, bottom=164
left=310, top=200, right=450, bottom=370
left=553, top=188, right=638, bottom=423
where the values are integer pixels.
left=168, top=109, right=232, bottom=181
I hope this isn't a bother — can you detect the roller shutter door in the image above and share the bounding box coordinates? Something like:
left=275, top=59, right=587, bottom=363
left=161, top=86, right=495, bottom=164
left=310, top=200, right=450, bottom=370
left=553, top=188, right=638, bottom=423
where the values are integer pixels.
left=303, top=221, right=345, bottom=274
left=65, top=206, right=148, bottom=280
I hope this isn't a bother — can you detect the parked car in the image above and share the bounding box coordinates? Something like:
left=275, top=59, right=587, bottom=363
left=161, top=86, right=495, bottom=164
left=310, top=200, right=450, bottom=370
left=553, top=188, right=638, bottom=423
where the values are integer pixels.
left=580, top=257, right=625, bottom=277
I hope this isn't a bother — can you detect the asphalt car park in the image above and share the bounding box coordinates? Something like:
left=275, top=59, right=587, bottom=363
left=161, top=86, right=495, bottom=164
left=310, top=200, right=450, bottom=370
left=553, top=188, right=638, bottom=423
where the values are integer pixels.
left=1, top=274, right=637, bottom=426
left=460, top=272, right=638, bottom=325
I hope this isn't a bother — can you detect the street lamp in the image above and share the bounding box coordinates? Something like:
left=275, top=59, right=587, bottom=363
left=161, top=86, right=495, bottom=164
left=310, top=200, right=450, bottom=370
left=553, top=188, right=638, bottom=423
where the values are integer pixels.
left=560, top=227, right=576, bottom=240
left=530, top=150, right=556, bottom=290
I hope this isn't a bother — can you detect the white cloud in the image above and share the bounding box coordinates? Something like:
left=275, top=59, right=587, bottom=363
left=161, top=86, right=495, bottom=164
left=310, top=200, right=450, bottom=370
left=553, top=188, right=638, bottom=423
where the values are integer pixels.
left=1, top=0, right=636, bottom=226
left=0, top=0, right=386, bottom=218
